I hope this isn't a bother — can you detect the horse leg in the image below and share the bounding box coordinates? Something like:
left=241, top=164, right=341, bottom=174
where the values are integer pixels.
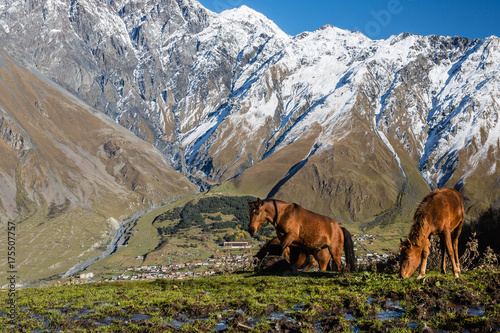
left=439, top=235, right=447, bottom=275
left=311, top=248, right=327, bottom=271
left=442, top=231, right=460, bottom=277
left=417, top=238, right=431, bottom=279
left=452, top=221, right=463, bottom=275
left=294, top=252, right=309, bottom=269
left=280, top=233, right=297, bottom=256
left=282, top=247, right=291, bottom=261
left=313, top=245, right=330, bottom=271
left=332, top=250, right=342, bottom=272
left=325, top=244, right=342, bottom=272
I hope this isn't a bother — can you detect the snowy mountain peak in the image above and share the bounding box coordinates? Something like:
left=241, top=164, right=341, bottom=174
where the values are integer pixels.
left=218, top=4, right=289, bottom=40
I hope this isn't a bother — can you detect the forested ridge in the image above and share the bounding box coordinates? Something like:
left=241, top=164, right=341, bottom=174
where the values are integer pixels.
left=153, top=196, right=276, bottom=242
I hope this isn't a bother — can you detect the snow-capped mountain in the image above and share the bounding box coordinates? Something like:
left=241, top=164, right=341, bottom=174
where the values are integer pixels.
left=1, top=0, right=499, bottom=223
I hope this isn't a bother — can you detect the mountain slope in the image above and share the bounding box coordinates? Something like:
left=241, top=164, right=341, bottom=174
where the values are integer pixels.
left=0, top=50, right=196, bottom=282
left=208, top=29, right=500, bottom=223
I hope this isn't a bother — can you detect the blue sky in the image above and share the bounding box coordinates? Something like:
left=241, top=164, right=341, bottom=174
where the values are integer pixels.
left=198, top=0, right=499, bottom=40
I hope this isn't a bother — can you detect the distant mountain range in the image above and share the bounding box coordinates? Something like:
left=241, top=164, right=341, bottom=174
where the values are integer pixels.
left=1, top=0, right=499, bottom=282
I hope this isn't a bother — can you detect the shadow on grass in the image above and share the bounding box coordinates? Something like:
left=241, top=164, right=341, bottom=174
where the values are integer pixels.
left=248, top=256, right=340, bottom=278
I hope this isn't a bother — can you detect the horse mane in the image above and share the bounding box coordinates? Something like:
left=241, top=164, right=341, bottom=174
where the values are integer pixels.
left=407, top=192, right=435, bottom=247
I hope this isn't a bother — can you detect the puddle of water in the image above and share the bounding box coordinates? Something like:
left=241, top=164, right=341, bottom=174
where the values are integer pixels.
left=467, top=307, right=485, bottom=316
left=215, top=321, right=228, bottom=331
left=168, top=319, right=189, bottom=329
left=408, top=322, right=418, bottom=329
left=168, top=319, right=190, bottom=330
left=167, top=314, right=191, bottom=329
left=447, top=302, right=486, bottom=317
left=386, top=300, right=402, bottom=308
left=130, top=313, right=151, bottom=321
left=342, top=309, right=356, bottom=320
left=103, top=316, right=117, bottom=324
left=293, top=302, right=305, bottom=311
left=378, top=299, right=405, bottom=321
left=377, top=309, right=404, bottom=321
left=269, top=311, right=294, bottom=321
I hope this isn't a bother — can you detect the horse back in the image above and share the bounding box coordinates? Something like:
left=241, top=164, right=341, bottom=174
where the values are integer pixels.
left=293, top=204, right=339, bottom=228
left=285, top=204, right=341, bottom=243
left=427, top=188, right=464, bottom=231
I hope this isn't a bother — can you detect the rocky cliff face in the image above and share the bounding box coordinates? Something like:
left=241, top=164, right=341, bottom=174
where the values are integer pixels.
left=1, top=0, right=499, bottom=224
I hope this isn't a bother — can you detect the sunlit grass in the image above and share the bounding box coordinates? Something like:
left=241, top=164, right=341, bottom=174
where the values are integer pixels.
left=1, top=269, right=499, bottom=332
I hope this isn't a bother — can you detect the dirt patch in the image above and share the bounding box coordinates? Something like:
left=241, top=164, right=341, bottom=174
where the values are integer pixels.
left=320, top=311, right=347, bottom=332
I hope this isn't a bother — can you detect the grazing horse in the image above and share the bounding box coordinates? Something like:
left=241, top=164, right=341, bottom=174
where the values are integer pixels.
left=255, top=237, right=329, bottom=271
left=399, top=188, right=465, bottom=279
left=248, top=199, right=356, bottom=272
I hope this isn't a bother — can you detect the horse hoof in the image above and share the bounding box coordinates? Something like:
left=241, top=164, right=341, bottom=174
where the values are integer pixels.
left=417, top=274, right=425, bottom=279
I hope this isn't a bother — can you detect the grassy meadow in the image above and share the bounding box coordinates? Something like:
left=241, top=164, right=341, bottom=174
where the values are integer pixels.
left=1, top=269, right=499, bottom=332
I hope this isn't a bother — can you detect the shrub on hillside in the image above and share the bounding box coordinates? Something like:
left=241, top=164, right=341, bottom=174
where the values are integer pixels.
left=459, top=207, right=500, bottom=256
left=453, top=207, right=500, bottom=270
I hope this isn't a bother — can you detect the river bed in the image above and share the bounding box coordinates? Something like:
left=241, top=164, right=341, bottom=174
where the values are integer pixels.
left=62, top=207, right=156, bottom=278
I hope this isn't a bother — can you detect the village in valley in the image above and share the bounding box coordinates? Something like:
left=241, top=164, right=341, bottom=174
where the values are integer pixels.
left=76, top=252, right=254, bottom=283
left=75, top=235, right=393, bottom=283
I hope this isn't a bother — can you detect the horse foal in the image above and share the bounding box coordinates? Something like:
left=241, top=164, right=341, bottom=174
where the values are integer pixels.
left=399, top=188, right=465, bottom=279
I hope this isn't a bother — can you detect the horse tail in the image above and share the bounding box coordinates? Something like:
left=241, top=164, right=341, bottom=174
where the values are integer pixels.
left=341, top=227, right=357, bottom=272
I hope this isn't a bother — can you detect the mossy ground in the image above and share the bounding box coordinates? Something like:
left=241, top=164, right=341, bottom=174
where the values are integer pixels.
left=2, top=269, right=499, bottom=332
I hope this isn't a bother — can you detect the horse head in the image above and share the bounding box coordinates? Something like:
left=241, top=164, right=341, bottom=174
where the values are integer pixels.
left=399, top=238, right=421, bottom=278
left=248, top=198, right=268, bottom=236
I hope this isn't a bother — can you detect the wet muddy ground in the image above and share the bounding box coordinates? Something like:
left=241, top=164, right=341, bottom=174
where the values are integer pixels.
left=2, top=270, right=500, bottom=332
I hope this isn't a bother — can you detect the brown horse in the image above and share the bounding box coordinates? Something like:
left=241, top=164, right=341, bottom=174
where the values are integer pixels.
left=255, top=237, right=330, bottom=271
left=248, top=198, right=356, bottom=272
left=399, top=188, right=465, bottom=279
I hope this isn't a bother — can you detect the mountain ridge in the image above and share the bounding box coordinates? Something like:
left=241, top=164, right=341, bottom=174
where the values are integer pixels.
left=1, top=0, right=498, bottom=213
